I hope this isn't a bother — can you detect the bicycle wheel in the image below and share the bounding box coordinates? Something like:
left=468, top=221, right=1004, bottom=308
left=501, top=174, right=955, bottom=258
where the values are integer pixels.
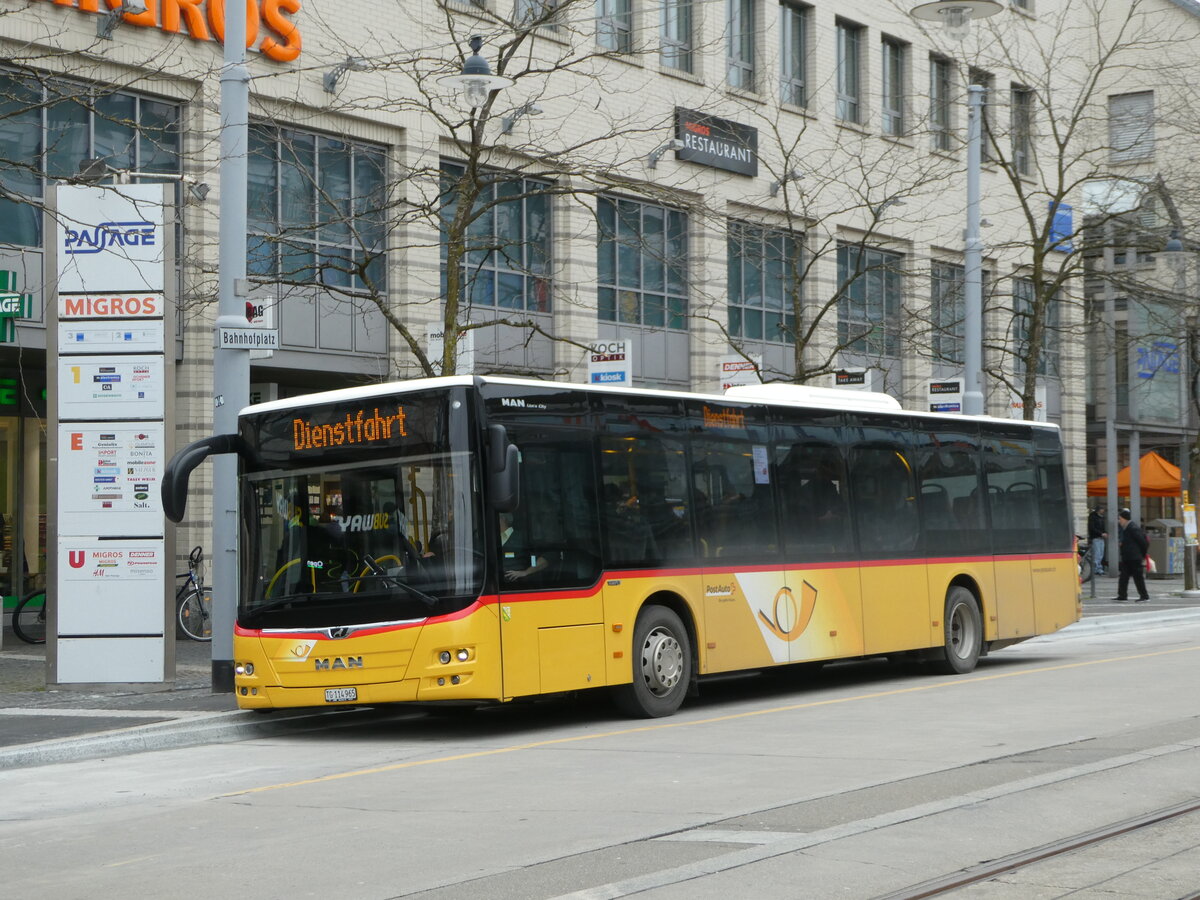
left=13, top=589, right=48, bottom=644
left=177, top=587, right=213, bottom=641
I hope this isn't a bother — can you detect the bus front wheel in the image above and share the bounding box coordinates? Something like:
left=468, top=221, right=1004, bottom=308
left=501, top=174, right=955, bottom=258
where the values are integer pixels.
left=613, top=606, right=691, bottom=718
left=934, top=587, right=982, bottom=675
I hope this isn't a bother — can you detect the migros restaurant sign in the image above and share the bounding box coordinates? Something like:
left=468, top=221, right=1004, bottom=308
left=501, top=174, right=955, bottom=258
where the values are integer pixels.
left=36, top=0, right=303, bottom=62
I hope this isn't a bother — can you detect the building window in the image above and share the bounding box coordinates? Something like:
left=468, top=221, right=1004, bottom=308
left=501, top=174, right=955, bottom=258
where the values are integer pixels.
left=516, top=0, right=560, bottom=30
left=836, top=20, right=863, bottom=123
left=779, top=2, right=809, bottom=107
left=597, top=0, right=632, bottom=53
left=661, top=0, right=693, bottom=72
left=1108, top=91, right=1155, bottom=163
left=0, top=71, right=180, bottom=248
left=1011, top=86, right=1034, bottom=175
left=728, top=0, right=756, bottom=90
left=968, top=68, right=994, bottom=161
left=248, top=125, right=388, bottom=293
left=1013, top=277, right=1058, bottom=376
left=440, top=163, right=552, bottom=312
left=931, top=262, right=964, bottom=364
left=728, top=221, right=800, bottom=343
left=930, top=55, right=952, bottom=151
left=837, top=244, right=903, bottom=357
left=881, top=37, right=906, bottom=137
left=598, top=196, right=688, bottom=329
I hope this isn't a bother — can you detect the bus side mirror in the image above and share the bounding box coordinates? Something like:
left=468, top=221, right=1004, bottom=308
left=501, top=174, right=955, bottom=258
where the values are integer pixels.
left=161, top=434, right=250, bottom=523
left=488, top=424, right=520, bottom=513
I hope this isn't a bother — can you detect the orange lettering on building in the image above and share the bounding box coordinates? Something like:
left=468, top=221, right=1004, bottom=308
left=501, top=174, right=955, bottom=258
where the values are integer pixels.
left=33, top=0, right=300, bottom=62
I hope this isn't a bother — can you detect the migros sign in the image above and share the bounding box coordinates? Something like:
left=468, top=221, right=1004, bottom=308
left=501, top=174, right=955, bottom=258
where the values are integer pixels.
left=36, top=0, right=302, bottom=62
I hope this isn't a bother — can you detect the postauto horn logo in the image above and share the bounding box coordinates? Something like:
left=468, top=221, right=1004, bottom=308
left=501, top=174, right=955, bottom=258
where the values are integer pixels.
left=64, top=221, right=157, bottom=255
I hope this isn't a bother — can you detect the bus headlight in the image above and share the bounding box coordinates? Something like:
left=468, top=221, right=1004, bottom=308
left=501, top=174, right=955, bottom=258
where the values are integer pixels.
left=439, top=651, right=452, bottom=664
left=235, top=662, right=255, bottom=676
left=456, top=649, right=469, bottom=661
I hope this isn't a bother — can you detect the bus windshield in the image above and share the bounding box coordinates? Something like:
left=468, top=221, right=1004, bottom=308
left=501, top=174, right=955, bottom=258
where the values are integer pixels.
left=241, top=452, right=482, bottom=629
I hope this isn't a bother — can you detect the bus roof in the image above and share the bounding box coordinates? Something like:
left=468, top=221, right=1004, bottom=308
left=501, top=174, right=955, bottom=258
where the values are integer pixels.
left=241, top=374, right=1059, bottom=431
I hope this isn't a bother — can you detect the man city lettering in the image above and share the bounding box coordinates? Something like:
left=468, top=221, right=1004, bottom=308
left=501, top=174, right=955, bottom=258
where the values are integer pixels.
left=292, top=407, right=407, bottom=450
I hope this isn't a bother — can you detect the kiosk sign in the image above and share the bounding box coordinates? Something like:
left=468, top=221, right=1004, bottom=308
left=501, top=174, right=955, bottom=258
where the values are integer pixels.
left=588, top=340, right=634, bottom=385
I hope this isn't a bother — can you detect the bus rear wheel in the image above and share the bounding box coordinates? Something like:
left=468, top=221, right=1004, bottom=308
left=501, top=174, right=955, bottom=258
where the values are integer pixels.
left=934, top=586, right=982, bottom=675
left=613, top=606, right=691, bottom=718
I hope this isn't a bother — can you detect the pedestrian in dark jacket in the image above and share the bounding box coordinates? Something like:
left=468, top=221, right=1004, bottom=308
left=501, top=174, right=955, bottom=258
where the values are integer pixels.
left=1114, top=507, right=1150, bottom=603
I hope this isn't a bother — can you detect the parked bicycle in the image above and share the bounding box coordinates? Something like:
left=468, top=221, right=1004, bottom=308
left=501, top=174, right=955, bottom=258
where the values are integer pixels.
left=1077, top=535, right=1094, bottom=585
left=12, top=587, right=47, bottom=644
left=177, top=545, right=212, bottom=642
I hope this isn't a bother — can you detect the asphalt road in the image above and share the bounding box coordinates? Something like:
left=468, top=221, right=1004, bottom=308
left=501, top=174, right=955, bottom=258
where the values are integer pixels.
left=2, top=620, right=1199, bottom=899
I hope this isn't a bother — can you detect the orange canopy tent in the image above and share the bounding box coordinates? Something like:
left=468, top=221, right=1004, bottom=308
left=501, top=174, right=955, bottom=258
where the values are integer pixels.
left=1086, top=451, right=1181, bottom=498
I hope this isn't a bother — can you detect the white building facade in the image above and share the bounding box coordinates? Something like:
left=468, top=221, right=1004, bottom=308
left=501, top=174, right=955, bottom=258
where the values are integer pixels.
left=4, top=0, right=1195, bottom=583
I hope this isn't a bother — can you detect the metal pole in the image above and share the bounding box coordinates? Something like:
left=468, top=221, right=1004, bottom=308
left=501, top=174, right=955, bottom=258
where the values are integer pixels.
left=963, top=85, right=985, bottom=416
left=1104, top=234, right=1118, bottom=578
left=211, top=0, right=252, bottom=692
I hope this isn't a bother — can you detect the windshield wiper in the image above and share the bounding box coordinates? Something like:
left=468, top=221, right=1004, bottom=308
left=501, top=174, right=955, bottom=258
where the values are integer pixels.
left=359, top=556, right=440, bottom=608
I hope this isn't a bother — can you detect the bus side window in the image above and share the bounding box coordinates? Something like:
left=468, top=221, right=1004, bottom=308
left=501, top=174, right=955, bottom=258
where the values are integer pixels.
left=984, top=436, right=1041, bottom=553
left=599, top=435, right=691, bottom=566
left=777, top=442, right=851, bottom=558
left=502, top=432, right=602, bottom=590
left=849, top=446, right=918, bottom=554
left=691, top=437, right=778, bottom=562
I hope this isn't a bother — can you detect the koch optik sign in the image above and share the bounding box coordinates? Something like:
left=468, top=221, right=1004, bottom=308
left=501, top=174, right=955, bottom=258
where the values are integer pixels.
left=51, top=184, right=171, bottom=685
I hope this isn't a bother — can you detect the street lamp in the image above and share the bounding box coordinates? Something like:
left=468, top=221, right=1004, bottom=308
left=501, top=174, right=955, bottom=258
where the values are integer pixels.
left=911, top=0, right=1002, bottom=416
left=438, top=36, right=513, bottom=109
left=910, top=1, right=1002, bottom=42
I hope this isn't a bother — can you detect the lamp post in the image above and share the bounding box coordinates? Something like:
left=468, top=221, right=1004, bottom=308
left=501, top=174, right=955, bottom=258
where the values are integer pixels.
left=911, top=0, right=1002, bottom=416
left=1165, top=229, right=1200, bottom=595
left=210, top=0, right=252, bottom=691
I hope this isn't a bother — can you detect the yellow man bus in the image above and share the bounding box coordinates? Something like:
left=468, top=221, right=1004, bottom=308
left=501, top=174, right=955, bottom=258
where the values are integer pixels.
left=163, top=376, right=1080, bottom=717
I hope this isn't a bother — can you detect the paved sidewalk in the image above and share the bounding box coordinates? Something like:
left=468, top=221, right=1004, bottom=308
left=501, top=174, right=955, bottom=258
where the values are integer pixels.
left=2, top=573, right=1199, bottom=769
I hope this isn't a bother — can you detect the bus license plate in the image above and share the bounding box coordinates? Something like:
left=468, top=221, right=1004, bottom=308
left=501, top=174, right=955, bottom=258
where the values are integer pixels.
left=324, top=687, right=357, bottom=703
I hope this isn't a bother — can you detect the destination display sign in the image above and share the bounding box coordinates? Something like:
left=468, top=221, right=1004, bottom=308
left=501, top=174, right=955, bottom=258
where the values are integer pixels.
left=250, top=393, right=451, bottom=464
left=675, top=108, right=758, bottom=177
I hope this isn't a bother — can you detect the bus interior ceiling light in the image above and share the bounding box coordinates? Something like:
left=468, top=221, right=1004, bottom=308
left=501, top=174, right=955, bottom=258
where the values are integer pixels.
left=438, top=35, right=513, bottom=110
left=323, top=57, right=369, bottom=94
left=910, top=1, right=1002, bottom=42
left=97, top=0, right=146, bottom=39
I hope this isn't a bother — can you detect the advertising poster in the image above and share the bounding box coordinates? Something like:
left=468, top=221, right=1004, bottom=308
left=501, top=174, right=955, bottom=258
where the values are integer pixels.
left=927, top=379, right=963, bottom=413
left=55, top=186, right=165, bottom=294
left=588, top=340, right=634, bottom=385
left=57, top=422, right=165, bottom=534
left=58, top=319, right=165, bottom=355
left=56, top=538, right=165, bottom=635
left=57, top=354, right=165, bottom=419
left=718, top=355, right=761, bottom=391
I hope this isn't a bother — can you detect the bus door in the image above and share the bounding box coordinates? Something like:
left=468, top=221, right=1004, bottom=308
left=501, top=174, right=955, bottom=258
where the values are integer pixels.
left=848, top=441, right=931, bottom=655
left=984, top=433, right=1038, bottom=640
left=775, top=428, right=864, bottom=664
left=496, top=430, right=605, bottom=698
left=691, top=433, right=784, bottom=673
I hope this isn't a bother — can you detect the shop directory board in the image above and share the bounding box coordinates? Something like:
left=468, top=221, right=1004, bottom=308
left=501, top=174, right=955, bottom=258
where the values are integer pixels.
left=50, top=184, right=171, bottom=685
left=56, top=422, right=165, bottom=533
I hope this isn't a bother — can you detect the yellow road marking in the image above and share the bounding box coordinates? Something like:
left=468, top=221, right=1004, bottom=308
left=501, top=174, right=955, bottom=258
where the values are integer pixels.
left=222, top=644, right=1200, bottom=798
